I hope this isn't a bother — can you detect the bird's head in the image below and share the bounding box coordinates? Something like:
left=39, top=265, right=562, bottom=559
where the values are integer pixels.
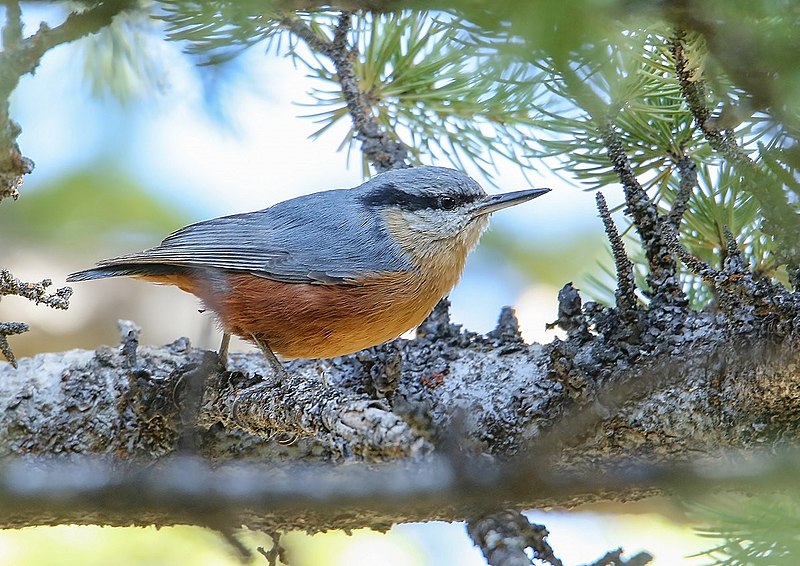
left=360, top=166, right=550, bottom=262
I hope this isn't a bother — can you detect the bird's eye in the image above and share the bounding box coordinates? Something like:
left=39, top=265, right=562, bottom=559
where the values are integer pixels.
left=439, top=196, right=457, bottom=210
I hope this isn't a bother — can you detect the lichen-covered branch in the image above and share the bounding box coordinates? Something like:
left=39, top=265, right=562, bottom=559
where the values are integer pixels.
left=0, top=0, right=134, bottom=100
left=666, top=154, right=696, bottom=230
left=585, top=550, right=653, bottom=566
left=598, top=123, right=685, bottom=306
left=0, top=0, right=134, bottom=201
left=0, top=321, right=27, bottom=369
left=0, top=270, right=72, bottom=309
left=467, top=510, right=653, bottom=566
left=670, top=29, right=800, bottom=276
left=199, top=356, right=432, bottom=460
left=0, top=269, right=72, bottom=367
left=467, top=511, right=564, bottom=566
left=596, top=192, right=637, bottom=313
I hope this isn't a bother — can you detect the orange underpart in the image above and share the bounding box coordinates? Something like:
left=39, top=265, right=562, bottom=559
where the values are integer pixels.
left=142, top=269, right=449, bottom=359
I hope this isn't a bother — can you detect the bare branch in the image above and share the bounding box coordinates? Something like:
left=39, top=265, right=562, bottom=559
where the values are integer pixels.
left=0, top=270, right=72, bottom=367
left=0, top=321, right=27, bottom=368
left=0, top=270, right=72, bottom=309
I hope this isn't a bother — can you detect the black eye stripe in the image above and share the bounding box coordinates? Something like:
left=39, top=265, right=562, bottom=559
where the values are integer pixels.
left=362, top=183, right=477, bottom=211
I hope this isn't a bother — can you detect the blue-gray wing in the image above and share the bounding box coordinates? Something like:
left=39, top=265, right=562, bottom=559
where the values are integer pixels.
left=90, top=189, right=412, bottom=284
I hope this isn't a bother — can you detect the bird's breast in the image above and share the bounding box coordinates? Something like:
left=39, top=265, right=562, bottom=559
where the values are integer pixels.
left=189, top=266, right=462, bottom=359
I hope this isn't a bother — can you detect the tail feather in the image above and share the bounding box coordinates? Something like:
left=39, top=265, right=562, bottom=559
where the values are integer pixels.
left=66, top=264, right=188, bottom=282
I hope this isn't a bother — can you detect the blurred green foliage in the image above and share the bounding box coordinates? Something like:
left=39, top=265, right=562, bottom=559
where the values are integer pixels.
left=0, top=167, right=189, bottom=252
left=691, top=494, right=800, bottom=566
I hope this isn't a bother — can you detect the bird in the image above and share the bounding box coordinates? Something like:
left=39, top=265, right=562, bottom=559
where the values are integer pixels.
left=68, top=166, right=549, bottom=367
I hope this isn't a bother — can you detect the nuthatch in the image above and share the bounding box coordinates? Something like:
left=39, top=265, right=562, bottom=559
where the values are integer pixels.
left=68, top=166, right=549, bottom=361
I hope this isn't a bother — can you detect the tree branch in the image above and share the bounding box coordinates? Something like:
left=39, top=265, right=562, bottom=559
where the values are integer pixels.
left=468, top=511, right=563, bottom=566
left=282, top=12, right=410, bottom=172
left=0, top=269, right=72, bottom=367
left=0, top=0, right=134, bottom=201
left=598, top=123, right=685, bottom=307
left=670, top=29, right=800, bottom=279
left=666, top=154, right=696, bottom=230
left=0, top=0, right=134, bottom=100
left=596, top=192, right=637, bottom=313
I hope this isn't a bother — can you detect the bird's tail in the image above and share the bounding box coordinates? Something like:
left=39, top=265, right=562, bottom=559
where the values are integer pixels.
left=66, top=264, right=184, bottom=282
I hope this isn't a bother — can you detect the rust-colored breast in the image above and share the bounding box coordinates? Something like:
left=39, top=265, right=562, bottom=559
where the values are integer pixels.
left=215, top=270, right=450, bottom=358
left=142, top=268, right=454, bottom=359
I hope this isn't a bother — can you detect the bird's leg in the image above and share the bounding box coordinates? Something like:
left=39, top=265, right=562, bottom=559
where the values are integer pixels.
left=250, top=333, right=296, bottom=445
left=250, top=334, right=288, bottom=381
left=217, top=332, right=231, bottom=369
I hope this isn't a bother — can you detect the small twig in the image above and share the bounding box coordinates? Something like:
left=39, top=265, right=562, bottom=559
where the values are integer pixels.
left=599, top=123, right=684, bottom=305
left=0, top=269, right=72, bottom=309
left=660, top=228, right=718, bottom=283
left=666, top=154, right=697, bottom=230
left=467, top=510, right=563, bottom=566
left=0, top=270, right=72, bottom=367
left=0, top=321, right=28, bottom=368
left=279, top=16, right=332, bottom=54
left=258, top=532, right=287, bottom=566
left=721, top=225, right=746, bottom=272
left=596, top=192, right=637, bottom=312
left=2, top=1, right=22, bottom=51
left=283, top=12, right=409, bottom=172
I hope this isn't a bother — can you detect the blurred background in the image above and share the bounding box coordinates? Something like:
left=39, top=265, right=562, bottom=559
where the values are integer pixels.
left=0, top=5, right=718, bottom=565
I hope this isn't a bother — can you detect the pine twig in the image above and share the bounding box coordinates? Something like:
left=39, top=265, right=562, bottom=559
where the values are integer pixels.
left=666, top=155, right=697, bottom=230
left=282, top=12, right=409, bottom=172
left=599, top=122, right=685, bottom=306
left=596, top=192, right=637, bottom=313
left=661, top=228, right=718, bottom=283
left=721, top=225, right=746, bottom=272
left=670, top=29, right=800, bottom=277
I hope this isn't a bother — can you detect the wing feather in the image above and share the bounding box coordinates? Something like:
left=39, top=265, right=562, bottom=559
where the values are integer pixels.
left=92, top=189, right=411, bottom=284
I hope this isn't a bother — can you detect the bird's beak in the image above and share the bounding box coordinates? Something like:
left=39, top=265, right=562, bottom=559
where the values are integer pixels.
left=471, top=188, right=551, bottom=217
